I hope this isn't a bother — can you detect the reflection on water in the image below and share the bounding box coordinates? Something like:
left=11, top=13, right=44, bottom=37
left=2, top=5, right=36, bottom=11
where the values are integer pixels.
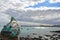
left=20, top=27, right=60, bottom=37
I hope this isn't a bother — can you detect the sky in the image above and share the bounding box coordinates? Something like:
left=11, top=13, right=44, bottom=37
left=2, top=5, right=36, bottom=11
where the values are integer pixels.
left=0, top=0, right=60, bottom=26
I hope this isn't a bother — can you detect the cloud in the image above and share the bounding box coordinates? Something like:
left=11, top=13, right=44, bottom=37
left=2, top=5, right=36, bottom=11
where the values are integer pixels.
left=0, top=13, right=10, bottom=26
left=49, top=0, right=60, bottom=3
left=0, top=0, right=25, bottom=11
left=0, top=0, right=60, bottom=11
left=20, top=0, right=45, bottom=3
left=17, top=21, right=41, bottom=25
left=30, top=13, right=60, bottom=21
left=24, top=0, right=60, bottom=10
left=4, top=8, right=60, bottom=24
left=25, top=7, right=60, bottom=11
left=0, top=0, right=60, bottom=25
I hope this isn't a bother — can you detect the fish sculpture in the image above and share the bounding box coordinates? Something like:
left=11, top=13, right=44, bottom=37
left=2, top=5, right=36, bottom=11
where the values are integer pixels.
left=1, top=17, right=20, bottom=38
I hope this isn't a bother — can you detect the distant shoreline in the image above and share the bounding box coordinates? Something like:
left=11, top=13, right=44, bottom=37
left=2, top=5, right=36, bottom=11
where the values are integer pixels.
left=21, top=25, right=60, bottom=27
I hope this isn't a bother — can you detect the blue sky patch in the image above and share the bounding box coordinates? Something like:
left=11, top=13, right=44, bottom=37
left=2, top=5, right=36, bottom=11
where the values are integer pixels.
left=25, top=1, right=60, bottom=8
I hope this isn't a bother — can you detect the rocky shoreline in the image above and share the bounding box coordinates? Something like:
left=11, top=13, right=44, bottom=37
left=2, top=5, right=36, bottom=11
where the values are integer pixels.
left=0, top=33, right=18, bottom=40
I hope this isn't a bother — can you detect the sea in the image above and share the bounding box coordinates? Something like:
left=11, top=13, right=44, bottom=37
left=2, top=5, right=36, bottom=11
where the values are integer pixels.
left=20, top=27, right=60, bottom=38
left=0, top=26, right=60, bottom=38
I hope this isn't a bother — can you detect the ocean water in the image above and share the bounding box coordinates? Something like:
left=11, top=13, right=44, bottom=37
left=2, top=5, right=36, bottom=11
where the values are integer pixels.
left=0, top=26, right=60, bottom=38
left=20, top=27, right=60, bottom=38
